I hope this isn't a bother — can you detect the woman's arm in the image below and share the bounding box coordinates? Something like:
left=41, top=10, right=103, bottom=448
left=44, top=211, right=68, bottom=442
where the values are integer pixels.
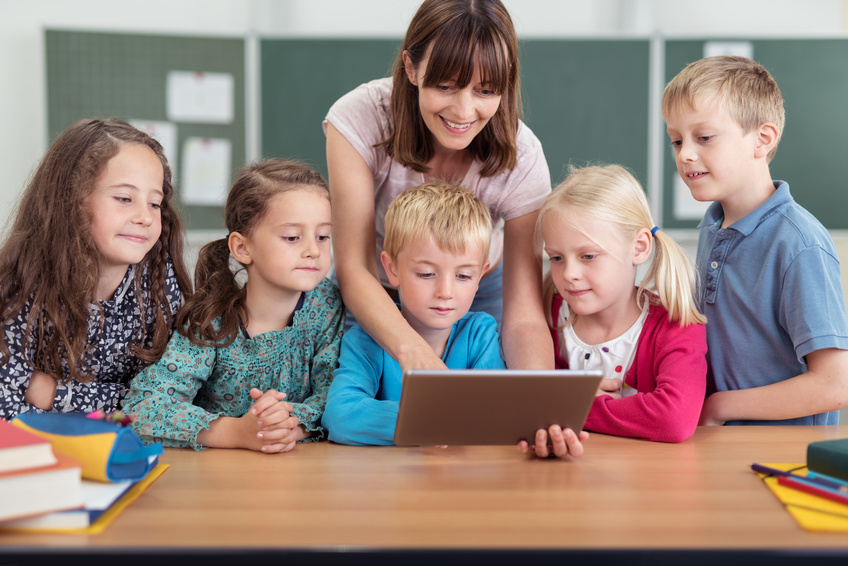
left=326, top=122, right=445, bottom=372
left=501, top=210, right=554, bottom=369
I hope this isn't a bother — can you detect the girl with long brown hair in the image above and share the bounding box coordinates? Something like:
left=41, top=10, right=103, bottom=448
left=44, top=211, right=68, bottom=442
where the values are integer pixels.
left=124, top=158, right=344, bottom=453
left=0, top=118, right=191, bottom=418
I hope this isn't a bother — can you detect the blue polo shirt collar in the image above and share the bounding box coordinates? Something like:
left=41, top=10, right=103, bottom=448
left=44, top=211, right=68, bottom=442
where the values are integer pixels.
left=697, top=181, right=790, bottom=235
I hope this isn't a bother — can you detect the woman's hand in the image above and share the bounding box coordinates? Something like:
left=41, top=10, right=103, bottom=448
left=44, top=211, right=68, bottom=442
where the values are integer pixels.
left=396, top=341, right=448, bottom=374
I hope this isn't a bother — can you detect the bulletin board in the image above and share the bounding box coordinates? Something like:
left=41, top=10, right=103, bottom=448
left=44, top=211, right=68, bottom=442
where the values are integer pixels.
left=45, top=29, right=246, bottom=230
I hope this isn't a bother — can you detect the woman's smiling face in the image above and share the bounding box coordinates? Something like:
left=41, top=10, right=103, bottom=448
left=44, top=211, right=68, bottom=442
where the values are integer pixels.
left=404, top=49, right=502, bottom=154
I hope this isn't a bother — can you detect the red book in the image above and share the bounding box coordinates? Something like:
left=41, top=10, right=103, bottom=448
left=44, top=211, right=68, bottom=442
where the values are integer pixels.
left=0, top=417, right=58, bottom=474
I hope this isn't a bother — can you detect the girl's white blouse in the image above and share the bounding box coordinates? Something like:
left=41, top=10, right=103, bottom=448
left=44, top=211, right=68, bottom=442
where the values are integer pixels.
left=556, top=298, right=649, bottom=397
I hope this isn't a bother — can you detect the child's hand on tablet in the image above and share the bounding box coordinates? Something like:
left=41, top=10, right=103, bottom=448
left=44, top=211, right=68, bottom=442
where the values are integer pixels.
left=517, top=425, right=589, bottom=459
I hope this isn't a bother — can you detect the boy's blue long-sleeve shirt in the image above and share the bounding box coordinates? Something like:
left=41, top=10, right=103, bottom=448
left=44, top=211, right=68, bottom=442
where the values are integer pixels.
left=322, top=311, right=506, bottom=445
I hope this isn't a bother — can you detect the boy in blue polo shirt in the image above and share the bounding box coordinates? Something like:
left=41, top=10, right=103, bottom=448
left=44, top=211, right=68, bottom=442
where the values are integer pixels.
left=663, top=55, right=848, bottom=425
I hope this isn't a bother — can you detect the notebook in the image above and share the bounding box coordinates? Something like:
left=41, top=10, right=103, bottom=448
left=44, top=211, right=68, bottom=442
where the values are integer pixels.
left=393, top=369, right=603, bottom=446
left=753, top=463, right=848, bottom=532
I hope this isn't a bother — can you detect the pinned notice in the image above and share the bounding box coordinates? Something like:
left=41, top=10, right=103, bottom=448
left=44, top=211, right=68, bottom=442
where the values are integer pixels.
left=181, top=137, right=231, bottom=206
left=167, top=71, right=234, bottom=124
left=673, top=175, right=711, bottom=221
left=703, top=41, right=753, bottom=59
left=130, top=120, right=178, bottom=180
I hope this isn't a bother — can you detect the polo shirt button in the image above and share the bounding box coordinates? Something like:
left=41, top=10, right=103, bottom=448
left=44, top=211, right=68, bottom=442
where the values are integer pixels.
left=710, top=261, right=719, bottom=269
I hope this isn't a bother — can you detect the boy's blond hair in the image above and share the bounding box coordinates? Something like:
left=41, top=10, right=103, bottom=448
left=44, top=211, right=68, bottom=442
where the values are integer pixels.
left=383, top=182, right=492, bottom=262
left=537, top=164, right=706, bottom=328
left=661, top=55, right=785, bottom=162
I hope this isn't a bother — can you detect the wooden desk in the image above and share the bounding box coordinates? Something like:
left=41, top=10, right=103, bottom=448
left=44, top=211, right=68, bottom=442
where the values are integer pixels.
left=2, top=426, right=848, bottom=565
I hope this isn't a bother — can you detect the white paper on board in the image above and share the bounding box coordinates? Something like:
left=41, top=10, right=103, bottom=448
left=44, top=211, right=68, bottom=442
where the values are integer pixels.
left=130, top=120, right=179, bottom=180
left=703, top=41, right=754, bottom=59
left=166, top=71, right=234, bottom=124
left=673, top=174, right=712, bottom=221
left=181, top=137, right=232, bottom=206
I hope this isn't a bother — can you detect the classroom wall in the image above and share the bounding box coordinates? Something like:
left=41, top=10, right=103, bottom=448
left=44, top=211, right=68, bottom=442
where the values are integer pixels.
left=2, top=0, right=847, bottom=233
left=3, top=0, right=848, bottom=300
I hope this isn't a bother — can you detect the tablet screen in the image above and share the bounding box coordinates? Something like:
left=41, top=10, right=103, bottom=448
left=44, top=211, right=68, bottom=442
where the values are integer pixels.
left=393, top=369, right=603, bottom=446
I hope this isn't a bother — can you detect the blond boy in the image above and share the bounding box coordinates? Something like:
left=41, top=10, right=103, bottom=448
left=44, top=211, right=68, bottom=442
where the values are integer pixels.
left=322, top=183, right=505, bottom=445
left=663, top=55, right=848, bottom=425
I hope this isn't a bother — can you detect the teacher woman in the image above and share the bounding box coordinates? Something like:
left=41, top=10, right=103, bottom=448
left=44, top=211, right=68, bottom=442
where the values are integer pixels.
left=324, top=0, right=553, bottom=373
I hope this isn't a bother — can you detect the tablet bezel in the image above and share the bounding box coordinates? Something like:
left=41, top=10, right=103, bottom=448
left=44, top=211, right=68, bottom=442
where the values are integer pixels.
left=393, top=369, right=603, bottom=446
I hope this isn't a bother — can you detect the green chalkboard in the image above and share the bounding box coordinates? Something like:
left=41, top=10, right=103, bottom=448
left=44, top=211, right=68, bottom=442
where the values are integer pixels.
left=45, top=29, right=246, bottom=230
left=47, top=32, right=848, bottom=231
left=520, top=40, right=650, bottom=187
left=260, top=38, right=651, bottom=190
left=261, top=39, right=399, bottom=178
left=664, top=40, right=848, bottom=229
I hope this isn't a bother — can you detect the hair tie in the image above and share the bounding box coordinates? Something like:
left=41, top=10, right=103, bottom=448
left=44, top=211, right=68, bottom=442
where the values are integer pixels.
left=650, top=226, right=659, bottom=236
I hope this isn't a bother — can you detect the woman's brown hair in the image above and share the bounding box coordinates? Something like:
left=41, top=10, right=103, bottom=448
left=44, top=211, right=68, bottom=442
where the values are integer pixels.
left=382, top=0, right=521, bottom=177
left=0, top=118, right=192, bottom=383
left=178, top=158, right=329, bottom=347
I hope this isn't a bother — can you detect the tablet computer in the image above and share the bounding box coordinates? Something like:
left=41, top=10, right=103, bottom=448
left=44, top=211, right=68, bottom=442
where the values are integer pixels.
left=393, top=369, right=603, bottom=446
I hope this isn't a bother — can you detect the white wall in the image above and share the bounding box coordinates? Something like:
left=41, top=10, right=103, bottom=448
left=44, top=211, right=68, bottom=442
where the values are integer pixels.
left=1, top=0, right=846, bottom=232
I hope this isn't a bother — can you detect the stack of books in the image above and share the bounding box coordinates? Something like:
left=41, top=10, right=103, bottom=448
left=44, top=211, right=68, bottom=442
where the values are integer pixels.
left=0, top=418, right=84, bottom=523
left=4, top=475, right=139, bottom=529
left=0, top=416, right=167, bottom=533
